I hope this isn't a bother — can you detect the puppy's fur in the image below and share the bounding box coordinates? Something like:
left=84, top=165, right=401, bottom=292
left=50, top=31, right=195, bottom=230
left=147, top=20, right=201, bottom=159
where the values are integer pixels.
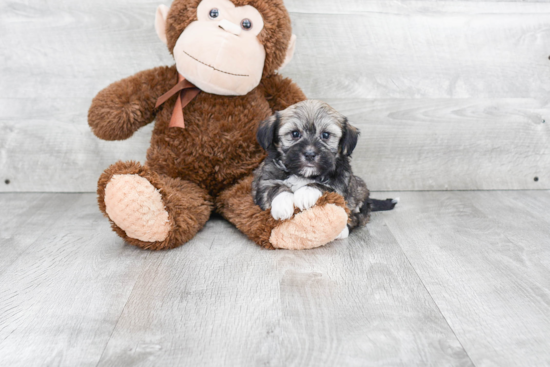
left=252, top=100, right=373, bottom=234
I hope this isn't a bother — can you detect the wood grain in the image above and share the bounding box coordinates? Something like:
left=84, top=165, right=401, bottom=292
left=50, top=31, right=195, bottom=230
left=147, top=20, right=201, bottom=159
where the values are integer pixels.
left=275, top=215, right=472, bottom=367
left=2, top=0, right=550, bottom=192
left=0, top=193, right=90, bottom=275
left=95, top=217, right=285, bottom=367
left=330, top=98, right=550, bottom=191
left=0, top=193, right=150, bottom=366
left=0, top=0, right=169, bottom=100
left=384, top=190, right=550, bottom=367
left=2, top=1, right=549, bottom=100
left=0, top=98, right=153, bottom=192
left=284, top=3, right=550, bottom=99
left=95, top=215, right=471, bottom=366
left=285, top=0, right=550, bottom=12
left=2, top=192, right=550, bottom=365
left=1, top=98, right=547, bottom=192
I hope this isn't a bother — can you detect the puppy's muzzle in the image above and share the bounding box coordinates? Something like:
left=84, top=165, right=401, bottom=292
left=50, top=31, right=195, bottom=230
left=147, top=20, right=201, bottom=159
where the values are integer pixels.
left=303, top=147, right=318, bottom=162
left=304, top=151, right=316, bottom=162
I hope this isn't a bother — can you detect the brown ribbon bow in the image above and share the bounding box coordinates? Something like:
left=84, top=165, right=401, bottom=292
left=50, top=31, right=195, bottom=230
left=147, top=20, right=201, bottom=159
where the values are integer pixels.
left=155, top=74, right=200, bottom=129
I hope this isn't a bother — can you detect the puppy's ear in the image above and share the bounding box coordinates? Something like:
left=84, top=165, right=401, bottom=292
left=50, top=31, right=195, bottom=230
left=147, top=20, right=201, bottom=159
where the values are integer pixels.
left=341, top=119, right=360, bottom=156
left=257, top=113, right=280, bottom=150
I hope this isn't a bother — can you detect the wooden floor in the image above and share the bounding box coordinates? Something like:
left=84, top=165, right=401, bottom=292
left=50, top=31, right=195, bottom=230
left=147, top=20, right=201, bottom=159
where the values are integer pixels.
left=1, top=190, right=549, bottom=366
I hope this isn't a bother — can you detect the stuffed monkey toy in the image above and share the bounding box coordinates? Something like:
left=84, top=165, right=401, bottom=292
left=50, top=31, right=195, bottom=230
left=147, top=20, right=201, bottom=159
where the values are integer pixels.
left=88, top=0, right=352, bottom=250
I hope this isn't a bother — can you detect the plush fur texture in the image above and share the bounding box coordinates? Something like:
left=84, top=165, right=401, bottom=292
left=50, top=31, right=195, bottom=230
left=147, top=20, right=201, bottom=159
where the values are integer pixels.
left=270, top=204, right=348, bottom=250
left=89, top=0, right=352, bottom=250
left=165, top=0, right=292, bottom=76
left=97, top=161, right=214, bottom=250
left=217, top=175, right=350, bottom=249
left=104, top=174, right=171, bottom=242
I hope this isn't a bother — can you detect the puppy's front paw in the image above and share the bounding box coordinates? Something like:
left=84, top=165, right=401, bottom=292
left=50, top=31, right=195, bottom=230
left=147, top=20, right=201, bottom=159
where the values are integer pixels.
left=293, top=186, right=323, bottom=210
left=271, top=192, right=295, bottom=220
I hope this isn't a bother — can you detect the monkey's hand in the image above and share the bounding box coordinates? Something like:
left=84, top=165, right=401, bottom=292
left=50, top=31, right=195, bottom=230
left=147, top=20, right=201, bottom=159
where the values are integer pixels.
left=88, top=66, right=177, bottom=141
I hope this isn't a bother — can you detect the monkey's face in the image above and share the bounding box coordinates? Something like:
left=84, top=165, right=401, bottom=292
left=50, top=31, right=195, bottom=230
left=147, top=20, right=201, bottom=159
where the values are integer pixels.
left=174, top=0, right=265, bottom=95
left=156, top=0, right=297, bottom=96
left=257, top=100, right=360, bottom=178
left=157, top=0, right=296, bottom=95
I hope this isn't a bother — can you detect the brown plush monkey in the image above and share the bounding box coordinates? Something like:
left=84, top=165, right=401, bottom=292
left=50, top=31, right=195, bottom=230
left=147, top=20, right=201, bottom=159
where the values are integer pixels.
left=88, top=0, right=350, bottom=250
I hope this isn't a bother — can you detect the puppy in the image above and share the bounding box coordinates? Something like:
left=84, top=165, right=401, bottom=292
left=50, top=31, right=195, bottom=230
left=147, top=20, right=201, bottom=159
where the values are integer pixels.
left=252, top=100, right=396, bottom=239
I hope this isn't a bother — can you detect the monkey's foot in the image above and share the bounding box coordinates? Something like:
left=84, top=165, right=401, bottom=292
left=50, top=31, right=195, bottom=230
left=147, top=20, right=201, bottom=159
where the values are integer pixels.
left=270, top=193, right=349, bottom=250
left=98, top=161, right=213, bottom=250
left=104, top=174, right=171, bottom=242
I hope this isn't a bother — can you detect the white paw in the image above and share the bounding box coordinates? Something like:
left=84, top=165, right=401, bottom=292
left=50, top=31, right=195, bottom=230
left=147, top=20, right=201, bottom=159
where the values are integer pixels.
left=293, top=186, right=323, bottom=210
left=271, top=192, right=295, bottom=220
left=335, top=226, right=349, bottom=240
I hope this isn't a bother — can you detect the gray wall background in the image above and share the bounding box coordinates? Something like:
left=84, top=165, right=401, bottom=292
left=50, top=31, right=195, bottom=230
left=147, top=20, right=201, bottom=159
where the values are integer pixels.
left=1, top=0, right=549, bottom=192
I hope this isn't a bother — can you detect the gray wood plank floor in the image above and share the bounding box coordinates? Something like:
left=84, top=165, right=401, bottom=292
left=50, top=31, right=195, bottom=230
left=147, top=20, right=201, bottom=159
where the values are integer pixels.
left=1, top=191, right=549, bottom=366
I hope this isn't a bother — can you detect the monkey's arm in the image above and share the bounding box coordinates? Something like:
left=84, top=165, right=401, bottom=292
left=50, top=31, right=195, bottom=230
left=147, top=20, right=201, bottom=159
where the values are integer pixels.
left=88, top=65, right=178, bottom=141
left=261, top=74, right=307, bottom=112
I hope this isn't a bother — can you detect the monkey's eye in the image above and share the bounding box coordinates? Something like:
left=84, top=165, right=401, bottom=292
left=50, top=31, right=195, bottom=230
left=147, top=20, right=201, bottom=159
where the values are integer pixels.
left=321, top=132, right=330, bottom=140
left=291, top=131, right=301, bottom=139
left=209, top=8, right=219, bottom=19
left=241, top=19, right=252, bottom=30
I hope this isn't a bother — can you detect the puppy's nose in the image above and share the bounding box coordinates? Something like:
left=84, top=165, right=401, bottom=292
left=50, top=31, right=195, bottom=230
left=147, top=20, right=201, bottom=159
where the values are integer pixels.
left=304, top=151, right=317, bottom=161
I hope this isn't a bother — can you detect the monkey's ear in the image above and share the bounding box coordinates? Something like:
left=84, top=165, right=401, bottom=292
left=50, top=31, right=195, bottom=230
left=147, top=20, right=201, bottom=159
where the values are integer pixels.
left=257, top=113, right=280, bottom=151
left=155, top=5, right=169, bottom=45
left=278, top=34, right=297, bottom=71
left=341, top=119, right=360, bottom=156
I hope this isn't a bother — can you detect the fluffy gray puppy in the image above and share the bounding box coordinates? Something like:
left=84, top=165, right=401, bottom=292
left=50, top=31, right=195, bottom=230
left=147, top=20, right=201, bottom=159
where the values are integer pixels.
left=252, top=100, right=396, bottom=239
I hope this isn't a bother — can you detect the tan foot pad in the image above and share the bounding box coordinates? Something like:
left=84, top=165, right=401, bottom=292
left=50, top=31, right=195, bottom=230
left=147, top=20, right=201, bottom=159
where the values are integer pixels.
left=104, top=174, right=170, bottom=242
left=270, top=204, right=348, bottom=250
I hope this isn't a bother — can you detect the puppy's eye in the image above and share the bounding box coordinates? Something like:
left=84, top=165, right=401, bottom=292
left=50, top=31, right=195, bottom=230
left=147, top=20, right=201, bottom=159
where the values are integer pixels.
left=291, top=131, right=301, bottom=139
left=321, top=132, right=330, bottom=140
left=241, top=19, right=252, bottom=30
left=209, top=8, right=219, bottom=19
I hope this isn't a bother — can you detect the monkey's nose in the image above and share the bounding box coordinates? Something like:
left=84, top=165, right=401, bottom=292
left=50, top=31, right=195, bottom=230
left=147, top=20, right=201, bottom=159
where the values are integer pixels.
left=304, top=151, right=317, bottom=161
left=218, top=19, right=242, bottom=36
